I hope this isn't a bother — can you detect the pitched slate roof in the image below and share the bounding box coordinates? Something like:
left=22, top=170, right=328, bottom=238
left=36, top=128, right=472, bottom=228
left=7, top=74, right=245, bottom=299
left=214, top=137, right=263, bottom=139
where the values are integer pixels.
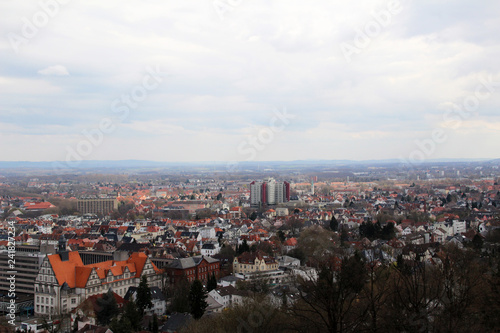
left=160, top=313, right=192, bottom=333
left=124, top=286, right=165, bottom=301
left=167, top=255, right=219, bottom=269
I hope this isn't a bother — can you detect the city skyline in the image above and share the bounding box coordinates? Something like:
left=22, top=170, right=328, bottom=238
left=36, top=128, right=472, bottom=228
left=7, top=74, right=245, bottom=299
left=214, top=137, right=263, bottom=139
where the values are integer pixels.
left=1, top=1, right=500, bottom=163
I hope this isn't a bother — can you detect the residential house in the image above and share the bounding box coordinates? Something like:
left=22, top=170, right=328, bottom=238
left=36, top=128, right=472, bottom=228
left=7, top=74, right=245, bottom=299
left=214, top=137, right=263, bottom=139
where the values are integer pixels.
left=233, top=251, right=278, bottom=274
left=200, top=242, right=221, bottom=256
left=124, top=286, right=166, bottom=316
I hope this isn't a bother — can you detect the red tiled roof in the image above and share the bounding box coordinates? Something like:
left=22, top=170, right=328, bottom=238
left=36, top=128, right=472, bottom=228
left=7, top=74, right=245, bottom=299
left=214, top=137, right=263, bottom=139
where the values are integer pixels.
left=283, top=238, right=297, bottom=246
left=48, top=252, right=85, bottom=288
left=24, top=202, right=55, bottom=210
left=48, top=251, right=160, bottom=288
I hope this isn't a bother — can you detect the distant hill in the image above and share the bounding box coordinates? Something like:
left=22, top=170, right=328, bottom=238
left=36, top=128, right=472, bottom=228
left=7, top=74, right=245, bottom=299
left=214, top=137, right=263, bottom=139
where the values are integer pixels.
left=0, top=158, right=496, bottom=170
left=0, top=158, right=494, bottom=169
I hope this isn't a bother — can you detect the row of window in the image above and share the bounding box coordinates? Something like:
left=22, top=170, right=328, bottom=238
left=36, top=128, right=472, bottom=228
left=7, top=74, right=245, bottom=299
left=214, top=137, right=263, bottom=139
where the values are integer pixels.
left=36, top=296, right=53, bottom=305
left=39, top=275, right=56, bottom=283
left=185, top=264, right=218, bottom=276
left=35, top=284, right=54, bottom=293
left=36, top=296, right=76, bottom=305
left=87, top=276, right=159, bottom=294
left=36, top=305, right=54, bottom=314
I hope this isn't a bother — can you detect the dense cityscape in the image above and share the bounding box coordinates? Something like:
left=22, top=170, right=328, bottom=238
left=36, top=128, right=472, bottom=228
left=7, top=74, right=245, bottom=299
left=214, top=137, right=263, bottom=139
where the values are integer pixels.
left=0, top=160, right=499, bottom=332
left=2, top=1, right=500, bottom=332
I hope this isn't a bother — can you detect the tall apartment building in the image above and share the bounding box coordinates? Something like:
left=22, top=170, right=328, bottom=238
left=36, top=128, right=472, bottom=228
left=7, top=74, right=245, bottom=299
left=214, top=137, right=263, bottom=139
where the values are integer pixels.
left=0, top=251, right=45, bottom=296
left=76, top=198, right=118, bottom=215
left=250, top=178, right=290, bottom=207
left=0, top=245, right=56, bottom=296
left=34, top=251, right=162, bottom=317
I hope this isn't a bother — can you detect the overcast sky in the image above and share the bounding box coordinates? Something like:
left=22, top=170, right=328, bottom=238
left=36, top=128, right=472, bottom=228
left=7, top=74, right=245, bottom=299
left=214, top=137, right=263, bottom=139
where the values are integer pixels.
left=1, top=0, right=499, bottom=163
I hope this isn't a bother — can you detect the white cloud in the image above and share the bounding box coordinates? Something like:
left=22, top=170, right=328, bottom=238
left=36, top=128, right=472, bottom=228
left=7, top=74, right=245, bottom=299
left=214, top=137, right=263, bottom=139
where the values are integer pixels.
left=0, top=1, right=499, bottom=161
left=37, top=65, right=70, bottom=76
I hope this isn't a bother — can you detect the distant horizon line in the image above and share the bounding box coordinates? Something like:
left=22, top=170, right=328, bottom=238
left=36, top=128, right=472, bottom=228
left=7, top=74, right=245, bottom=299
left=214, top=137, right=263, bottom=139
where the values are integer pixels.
left=0, top=157, right=498, bottom=165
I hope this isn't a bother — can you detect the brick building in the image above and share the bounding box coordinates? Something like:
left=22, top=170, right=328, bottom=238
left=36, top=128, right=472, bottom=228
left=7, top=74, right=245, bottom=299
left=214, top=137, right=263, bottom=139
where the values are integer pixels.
left=165, top=256, right=220, bottom=284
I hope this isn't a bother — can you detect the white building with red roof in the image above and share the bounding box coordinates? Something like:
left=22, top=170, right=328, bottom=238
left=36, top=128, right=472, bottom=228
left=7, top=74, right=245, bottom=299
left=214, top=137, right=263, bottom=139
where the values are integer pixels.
left=34, top=251, right=162, bottom=317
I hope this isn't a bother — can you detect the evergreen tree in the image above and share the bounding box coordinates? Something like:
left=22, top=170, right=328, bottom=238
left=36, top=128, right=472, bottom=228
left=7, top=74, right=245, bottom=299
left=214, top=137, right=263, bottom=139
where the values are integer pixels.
left=340, top=251, right=366, bottom=293
left=96, top=290, right=119, bottom=326
left=72, top=315, right=80, bottom=332
left=472, top=234, right=483, bottom=250
left=136, top=275, right=153, bottom=316
left=330, top=215, right=339, bottom=232
left=340, top=228, right=349, bottom=244
left=238, top=239, right=250, bottom=254
left=381, top=222, right=395, bottom=240
left=359, top=222, right=367, bottom=238
left=250, top=243, right=257, bottom=252
left=169, top=278, right=191, bottom=313
left=277, top=230, right=286, bottom=242
left=189, top=279, right=208, bottom=319
left=207, top=272, right=217, bottom=292
left=152, top=313, right=159, bottom=333
left=109, top=316, right=131, bottom=333
left=123, top=300, right=142, bottom=331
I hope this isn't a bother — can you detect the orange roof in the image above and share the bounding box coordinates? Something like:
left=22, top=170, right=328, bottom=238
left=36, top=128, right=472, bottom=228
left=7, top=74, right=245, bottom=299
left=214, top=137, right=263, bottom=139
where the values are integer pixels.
left=48, top=251, right=160, bottom=288
left=75, top=266, right=93, bottom=288
left=24, top=202, right=55, bottom=210
left=48, top=252, right=85, bottom=288
left=284, top=238, right=298, bottom=246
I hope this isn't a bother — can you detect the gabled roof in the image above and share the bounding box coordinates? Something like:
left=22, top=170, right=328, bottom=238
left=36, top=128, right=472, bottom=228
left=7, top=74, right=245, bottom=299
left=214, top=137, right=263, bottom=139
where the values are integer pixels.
left=168, top=255, right=219, bottom=269
left=124, top=286, right=165, bottom=301
left=236, top=251, right=276, bottom=265
left=48, top=252, right=85, bottom=288
left=160, top=313, right=192, bottom=332
left=74, top=292, right=127, bottom=315
left=48, top=251, right=160, bottom=288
